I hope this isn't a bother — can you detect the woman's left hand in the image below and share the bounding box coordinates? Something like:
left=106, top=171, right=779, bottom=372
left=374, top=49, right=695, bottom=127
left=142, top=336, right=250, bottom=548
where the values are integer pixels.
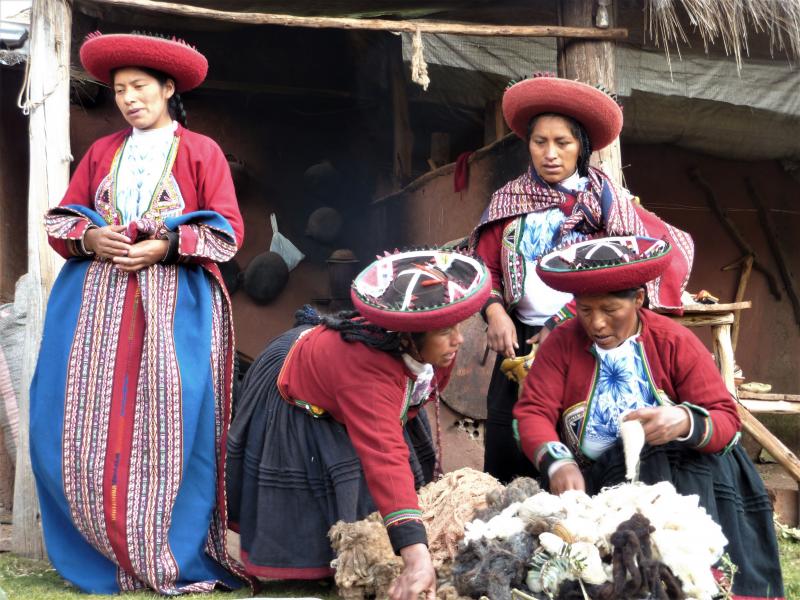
left=389, top=543, right=436, bottom=600
left=112, top=239, right=169, bottom=272
left=624, top=406, right=690, bottom=446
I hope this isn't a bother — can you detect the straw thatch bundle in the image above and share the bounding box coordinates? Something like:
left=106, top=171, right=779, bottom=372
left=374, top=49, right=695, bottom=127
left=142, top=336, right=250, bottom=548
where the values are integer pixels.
left=646, top=0, right=800, bottom=69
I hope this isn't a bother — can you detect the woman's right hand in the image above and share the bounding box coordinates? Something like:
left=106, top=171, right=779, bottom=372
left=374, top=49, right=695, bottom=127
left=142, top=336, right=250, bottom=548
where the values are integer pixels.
left=485, top=303, right=518, bottom=358
left=83, top=225, right=132, bottom=259
left=549, top=462, right=586, bottom=495
left=389, top=543, right=436, bottom=600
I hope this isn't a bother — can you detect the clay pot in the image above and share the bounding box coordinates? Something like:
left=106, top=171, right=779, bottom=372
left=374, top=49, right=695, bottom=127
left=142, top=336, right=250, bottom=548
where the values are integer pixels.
left=326, top=249, right=359, bottom=301
left=243, top=251, right=289, bottom=304
left=303, top=159, right=340, bottom=199
left=225, top=153, right=248, bottom=191
left=306, top=207, right=343, bottom=244
left=217, top=259, right=242, bottom=294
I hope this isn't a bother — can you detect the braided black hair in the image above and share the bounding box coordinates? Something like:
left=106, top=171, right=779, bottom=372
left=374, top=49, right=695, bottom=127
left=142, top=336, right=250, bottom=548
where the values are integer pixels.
left=527, top=112, right=592, bottom=177
left=168, top=93, right=188, bottom=128
left=110, top=66, right=188, bottom=127
left=294, top=305, right=425, bottom=356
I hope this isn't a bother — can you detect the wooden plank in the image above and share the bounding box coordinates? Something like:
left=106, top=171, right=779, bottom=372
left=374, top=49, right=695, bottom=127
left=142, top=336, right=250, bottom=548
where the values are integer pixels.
left=14, top=0, right=72, bottom=560
left=738, top=391, right=800, bottom=403
left=76, top=0, right=629, bottom=39
left=740, top=399, right=800, bottom=415
left=671, top=313, right=735, bottom=327
left=738, top=405, right=800, bottom=483
left=681, top=301, right=752, bottom=313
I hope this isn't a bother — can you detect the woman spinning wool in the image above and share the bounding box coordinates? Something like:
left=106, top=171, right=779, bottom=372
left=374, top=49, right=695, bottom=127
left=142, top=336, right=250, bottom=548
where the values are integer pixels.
left=30, top=32, right=244, bottom=593
left=514, top=236, right=784, bottom=599
left=226, top=249, right=490, bottom=600
left=469, top=74, right=694, bottom=483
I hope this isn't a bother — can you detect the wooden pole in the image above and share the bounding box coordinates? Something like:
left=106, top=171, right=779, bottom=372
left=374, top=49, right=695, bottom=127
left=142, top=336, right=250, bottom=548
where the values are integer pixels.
left=389, top=37, right=414, bottom=188
left=77, top=0, right=628, bottom=39
left=730, top=255, right=753, bottom=351
left=687, top=168, right=782, bottom=300
left=557, top=0, right=623, bottom=186
left=13, top=0, right=72, bottom=560
left=745, top=177, right=800, bottom=329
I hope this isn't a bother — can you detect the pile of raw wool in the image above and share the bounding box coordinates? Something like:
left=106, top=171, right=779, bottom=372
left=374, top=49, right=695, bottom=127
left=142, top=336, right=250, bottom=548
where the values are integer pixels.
left=328, top=467, right=501, bottom=600
left=329, top=513, right=402, bottom=600
left=453, top=479, right=728, bottom=600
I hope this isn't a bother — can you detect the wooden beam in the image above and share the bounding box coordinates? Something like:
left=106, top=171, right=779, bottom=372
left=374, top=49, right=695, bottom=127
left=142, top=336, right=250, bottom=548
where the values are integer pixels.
left=745, top=177, right=800, bottom=329
left=77, top=0, right=628, bottom=39
left=557, top=0, right=622, bottom=185
left=390, top=38, right=413, bottom=188
left=14, top=0, right=72, bottom=560
left=738, top=405, right=800, bottom=483
left=687, top=168, right=782, bottom=300
left=730, top=255, right=753, bottom=352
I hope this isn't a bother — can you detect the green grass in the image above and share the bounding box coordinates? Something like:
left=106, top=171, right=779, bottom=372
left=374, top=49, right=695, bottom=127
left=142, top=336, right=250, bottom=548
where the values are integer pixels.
left=778, top=534, right=800, bottom=599
left=0, top=537, right=797, bottom=599
left=0, top=554, right=338, bottom=599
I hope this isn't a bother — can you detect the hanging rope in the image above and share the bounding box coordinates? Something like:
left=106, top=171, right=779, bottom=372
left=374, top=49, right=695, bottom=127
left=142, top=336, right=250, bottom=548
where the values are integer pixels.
left=410, top=27, right=430, bottom=91
left=16, top=58, right=68, bottom=116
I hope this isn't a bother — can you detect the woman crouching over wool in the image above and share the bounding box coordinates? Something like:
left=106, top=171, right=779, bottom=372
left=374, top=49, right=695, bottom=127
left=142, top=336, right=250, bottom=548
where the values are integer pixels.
left=513, top=236, right=784, bottom=599
left=226, top=249, right=490, bottom=600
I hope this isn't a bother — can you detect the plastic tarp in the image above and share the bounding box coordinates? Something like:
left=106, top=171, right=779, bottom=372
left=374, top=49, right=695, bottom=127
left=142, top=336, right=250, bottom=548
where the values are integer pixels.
left=402, top=33, right=800, bottom=161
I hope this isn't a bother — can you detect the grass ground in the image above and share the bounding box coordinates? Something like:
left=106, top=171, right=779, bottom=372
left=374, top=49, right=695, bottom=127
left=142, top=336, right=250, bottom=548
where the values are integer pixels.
left=0, top=553, right=338, bottom=599
left=0, top=536, right=797, bottom=599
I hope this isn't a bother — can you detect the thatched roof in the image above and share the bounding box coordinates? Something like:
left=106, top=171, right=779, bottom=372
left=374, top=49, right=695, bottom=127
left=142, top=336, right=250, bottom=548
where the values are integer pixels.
left=646, top=0, right=800, bottom=69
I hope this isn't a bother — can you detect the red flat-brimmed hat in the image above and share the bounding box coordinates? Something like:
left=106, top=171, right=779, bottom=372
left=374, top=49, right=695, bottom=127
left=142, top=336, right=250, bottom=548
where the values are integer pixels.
left=351, top=249, right=490, bottom=332
left=536, top=236, right=673, bottom=296
left=80, top=32, right=208, bottom=93
left=503, top=74, right=622, bottom=150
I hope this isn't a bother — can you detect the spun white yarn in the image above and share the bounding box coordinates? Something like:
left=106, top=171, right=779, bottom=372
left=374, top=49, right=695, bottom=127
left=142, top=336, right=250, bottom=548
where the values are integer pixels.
left=410, top=28, right=430, bottom=90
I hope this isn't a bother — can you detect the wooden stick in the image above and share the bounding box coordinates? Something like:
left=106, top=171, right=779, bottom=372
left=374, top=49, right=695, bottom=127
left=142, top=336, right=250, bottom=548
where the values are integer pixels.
left=687, top=168, right=781, bottom=300
left=745, top=177, right=800, bottom=328
left=738, top=391, right=800, bottom=403
left=738, top=404, right=800, bottom=483
left=79, top=0, right=629, bottom=39
left=731, top=255, right=753, bottom=351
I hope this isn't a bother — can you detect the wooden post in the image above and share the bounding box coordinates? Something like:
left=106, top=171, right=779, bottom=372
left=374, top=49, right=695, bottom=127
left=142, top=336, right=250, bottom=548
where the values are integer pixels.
left=13, top=0, right=72, bottom=560
left=389, top=37, right=414, bottom=188
left=557, top=0, right=623, bottom=185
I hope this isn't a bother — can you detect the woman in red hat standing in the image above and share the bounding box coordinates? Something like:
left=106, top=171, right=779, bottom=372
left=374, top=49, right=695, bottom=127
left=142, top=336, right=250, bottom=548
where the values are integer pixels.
left=226, top=249, right=490, bottom=600
left=515, top=236, right=783, bottom=599
left=469, top=74, right=695, bottom=483
left=30, top=32, right=245, bottom=593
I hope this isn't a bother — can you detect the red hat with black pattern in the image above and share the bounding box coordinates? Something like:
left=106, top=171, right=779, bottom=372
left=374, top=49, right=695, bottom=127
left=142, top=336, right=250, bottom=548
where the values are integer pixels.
left=536, top=236, right=673, bottom=295
left=351, top=249, right=490, bottom=332
left=503, top=73, right=622, bottom=150
left=80, top=31, right=208, bottom=93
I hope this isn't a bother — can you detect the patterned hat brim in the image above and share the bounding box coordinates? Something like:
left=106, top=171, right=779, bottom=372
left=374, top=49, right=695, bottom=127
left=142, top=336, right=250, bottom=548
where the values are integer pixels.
left=351, top=249, right=490, bottom=332
left=536, top=236, right=673, bottom=296
left=80, top=33, right=208, bottom=93
left=503, top=77, right=622, bottom=150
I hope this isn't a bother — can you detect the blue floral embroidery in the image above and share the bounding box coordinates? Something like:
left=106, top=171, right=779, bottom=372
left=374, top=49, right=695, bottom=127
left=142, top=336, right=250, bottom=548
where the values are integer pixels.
left=582, top=340, right=658, bottom=459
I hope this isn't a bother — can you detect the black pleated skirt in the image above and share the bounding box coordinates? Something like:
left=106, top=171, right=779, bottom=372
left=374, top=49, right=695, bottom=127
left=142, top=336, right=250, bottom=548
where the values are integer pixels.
left=586, top=440, right=784, bottom=599
left=484, top=316, right=541, bottom=483
left=225, top=326, right=435, bottom=579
